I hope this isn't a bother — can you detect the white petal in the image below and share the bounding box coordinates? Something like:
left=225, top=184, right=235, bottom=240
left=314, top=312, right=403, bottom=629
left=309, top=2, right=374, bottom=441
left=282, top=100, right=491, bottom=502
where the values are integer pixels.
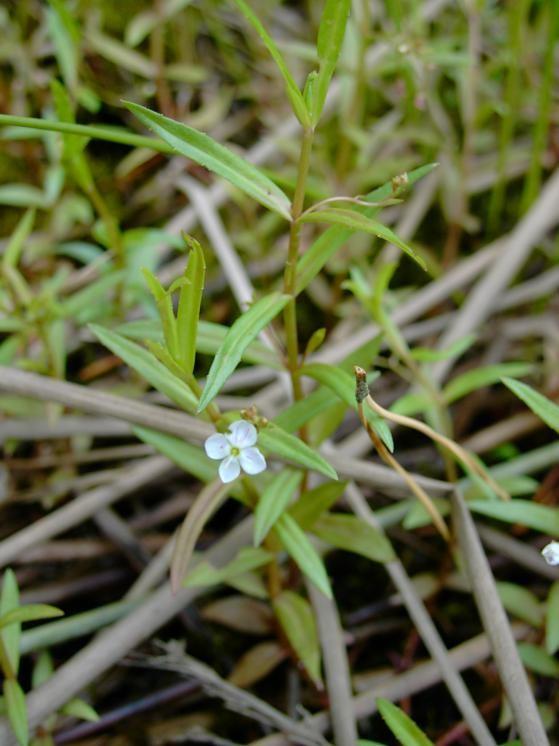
left=204, top=433, right=231, bottom=460
left=542, top=541, right=559, bottom=566
left=227, top=420, right=257, bottom=448
left=219, top=455, right=241, bottom=483
left=239, top=447, right=266, bottom=475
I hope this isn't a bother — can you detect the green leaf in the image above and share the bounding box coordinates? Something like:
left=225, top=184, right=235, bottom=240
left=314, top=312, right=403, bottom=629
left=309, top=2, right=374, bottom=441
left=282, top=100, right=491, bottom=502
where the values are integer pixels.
left=198, top=293, right=290, bottom=411
left=273, top=591, right=322, bottom=685
left=51, top=79, right=93, bottom=192
left=141, top=268, right=179, bottom=359
left=258, top=421, right=337, bottom=480
left=61, top=698, right=100, bottom=722
left=125, top=102, right=291, bottom=219
left=184, top=547, right=273, bottom=589
left=546, top=581, right=559, bottom=655
left=312, top=0, right=351, bottom=123
left=410, top=334, right=477, bottom=362
left=89, top=325, right=198, bottom=413
left=4, top=679, right=28, bottom=746
left=232, top=0, right=310, bottom=127
left=300, top=208, right=426, bottom=270
left=171, top=480, right=230, bottom=593
left=274, top=514, right=332, bottom=598
left=300, top=363, right=393, bottom=451
left=468, top=499, right=559, bottom=536
left=116, top=318, right=281, bottom=369
left=304, top=327, right=326, bottom=357
left=0, top=570, right=20, bottom=677
left=31, top=651, right=54, bottom=689
left=403, top=497, right=450, bottom=530
left=176, top=237, right=205, bottom=374
left=518, top=642, right=559, bottom=677
left=502, top=377, right=559, bottom=433
left=289, top=481, right=347, bottom=530
left=496, top=582, right=543, bottom=627
left=312, top=513, right=395, bottom=563
left=0, top=605, right=63, bottom=629
left=377, top=697, right=434, bottom=746
left=3, top=209, right=35, bottom=269
left=46, top=0, right=80, bottom=91
left=254, top=470, right=302, bottom=546
left=273, top=388, right=335, bottom=433
left=442, top=363, right=533, bottom=404
left=294, top=164, right=437, bottom=294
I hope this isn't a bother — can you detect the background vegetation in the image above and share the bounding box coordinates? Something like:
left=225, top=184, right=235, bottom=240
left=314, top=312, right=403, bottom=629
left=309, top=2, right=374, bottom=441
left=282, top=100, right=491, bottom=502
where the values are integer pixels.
left=0, top=0, right=558, bottom=744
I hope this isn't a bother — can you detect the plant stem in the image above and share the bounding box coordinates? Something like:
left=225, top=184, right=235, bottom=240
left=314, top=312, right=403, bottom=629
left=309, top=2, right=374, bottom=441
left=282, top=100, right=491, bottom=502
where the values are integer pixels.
left=283, top=127, right=314, bottom=402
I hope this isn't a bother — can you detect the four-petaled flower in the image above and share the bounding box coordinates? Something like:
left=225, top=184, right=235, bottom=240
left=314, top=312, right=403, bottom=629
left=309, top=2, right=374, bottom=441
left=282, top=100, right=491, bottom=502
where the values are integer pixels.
left=541, top=541, right=559, bottom=567
left=204, top=420, right=266, bottom=483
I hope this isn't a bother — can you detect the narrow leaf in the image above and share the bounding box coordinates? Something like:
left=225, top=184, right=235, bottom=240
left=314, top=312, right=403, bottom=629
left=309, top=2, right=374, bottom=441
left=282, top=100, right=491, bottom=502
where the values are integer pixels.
left=198, top=293, right=290, bottom=411
left=468, top=499, right=559, bottom=537
left=294, top=164, right=437, bottom=294
left=518, top=642, right=559, bottom=677
left=312, top=0, right=351, bottom=123
left=233, top=0, right=310, bottom=126
left=89, top=325, right=198, bottom=413
left=0, top=570, right=20, bottom=677
left=275, top=514, right=332, bottom=598
left=300, top=208, right=426, bottom=270
left=0, top=605, right=63, bottom=629
left=273, top=591, right=322, bottom=686
left=61, top=698, right=100, bottom=722
left=170, top=480, right=230, bottom=593
left=546, top=581, right=559, bottom=655
left=312, top=513, right=395, bottom=563
left=176, top=238, right=205, bottom=374
left=442, top=363, right=533, bottom=404
left=141, top=268, right=179, bottom=358
left=125, top=102, right=291, bottom=219
left=377, top=698, right=434, bottom=746
left=254, top=470, right=302, bottom=546
left=184, top=547, right=273, bottom=588
left=258, top=421, right=337, bottom=480
left=502, top=377, right=559, bottom=433
left=228, top=641, right=286, bottom=688
left=4, top=679, right=28, bottom=746
left=289, top=481, right=347, bottom=530
left=496, top=582, right=543, bottom=627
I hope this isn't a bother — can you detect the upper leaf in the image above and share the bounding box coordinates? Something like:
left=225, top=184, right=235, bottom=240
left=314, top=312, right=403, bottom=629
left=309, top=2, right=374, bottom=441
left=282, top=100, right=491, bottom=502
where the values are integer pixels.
left=125, top=102, right=292, bottom=219
left=502, top=377, right=559, bottom=433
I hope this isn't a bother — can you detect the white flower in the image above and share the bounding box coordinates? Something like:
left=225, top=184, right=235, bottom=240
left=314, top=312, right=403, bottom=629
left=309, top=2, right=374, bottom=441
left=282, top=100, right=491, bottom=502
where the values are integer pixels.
left=204, top=420, right=266, bottom=484
left=542, top=541, right=559, bottom=567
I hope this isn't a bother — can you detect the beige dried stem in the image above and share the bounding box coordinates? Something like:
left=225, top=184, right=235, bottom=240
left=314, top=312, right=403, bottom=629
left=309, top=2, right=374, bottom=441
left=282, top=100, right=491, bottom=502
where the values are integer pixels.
left=354, top=366, right=510, bottom=503
left=353, top=368, right=450, bottom=541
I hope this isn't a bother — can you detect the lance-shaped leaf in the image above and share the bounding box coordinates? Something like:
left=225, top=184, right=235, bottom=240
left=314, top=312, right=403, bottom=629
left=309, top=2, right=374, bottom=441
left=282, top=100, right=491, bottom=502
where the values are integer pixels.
left=502, top=377, right=559, bottom=433
left=300, top=207, right=426, bottom=270
left=0, top=570, right=20, bottom=677
left=142, top=268, right=179, bottom=359
left=233, top=0, right=310, bottom=127
left=4, top=679, right=28, bottom=746
left=312, top=0, right=351, bottom=124
left=273, top=591, right=322, bottom=686
left=184, top=546, right=273, bottom=589
left=311, top=513, right=395, bottom=563
left=170, top=480, right=230, bottom=593
left=125, top=102, right=291, bottom=219
left=0, top=604, right=63, bottom=629
left=254, top=469, right=302, bottom=546
left=198, top=293, right=290, bottom=411
left=546, top=581, right=559, bottom=655
left=442, top=363, right=532, bottom=403
left=377, top=698, right=435, bottom=746
left=90, top=324, right=198, bottom=413
left=294, top=165, right=437, bottom=294
left=258, top=421, right=337, bottom=480
left=468, top=499, right=559, bottom=537
left=176, top=237, right=205, bottom=374
left=289, top=481, right=347, bottom=530
left=274, top=513, right=332, bottom=598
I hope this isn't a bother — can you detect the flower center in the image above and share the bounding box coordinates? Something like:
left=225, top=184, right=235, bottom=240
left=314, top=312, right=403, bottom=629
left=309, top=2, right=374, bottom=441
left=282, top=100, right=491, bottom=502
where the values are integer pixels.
left=230, top=446, right=240, bottom=457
